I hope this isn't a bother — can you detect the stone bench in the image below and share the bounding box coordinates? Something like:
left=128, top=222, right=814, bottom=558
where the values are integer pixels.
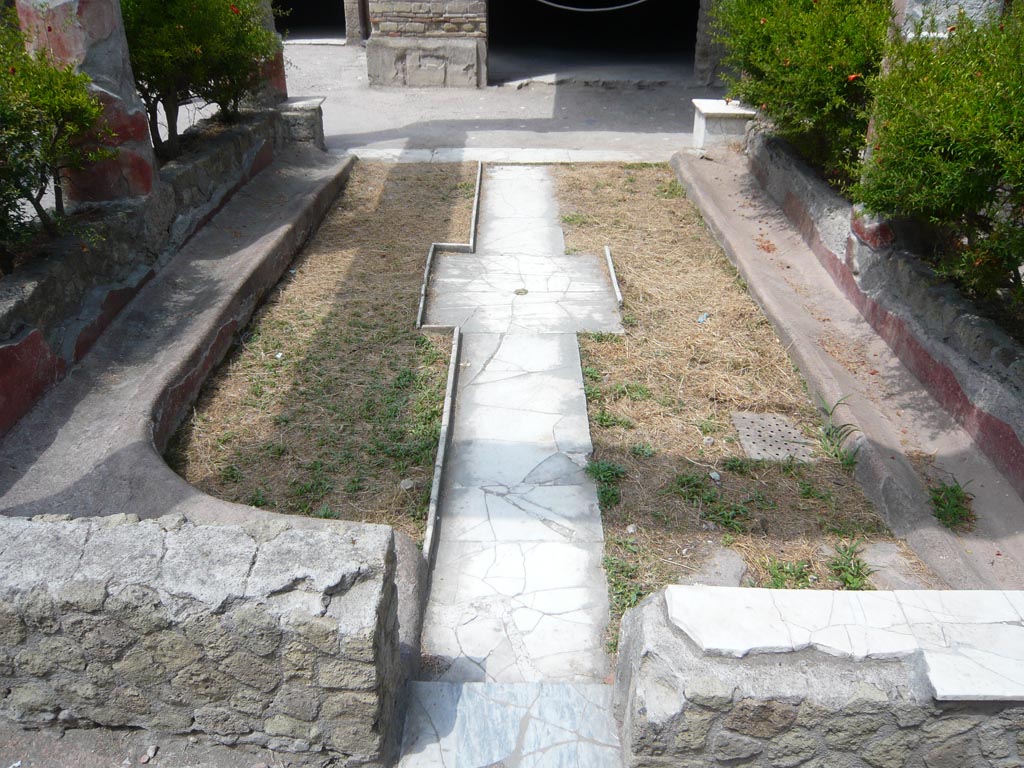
left=616, top=586, right=1024, bottom=767
left=692, top=99, right=757, bottom=149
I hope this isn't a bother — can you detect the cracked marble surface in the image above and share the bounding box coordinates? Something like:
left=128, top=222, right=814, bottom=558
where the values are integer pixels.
left=422, top=332, right=611, bottom=683
left=425, top=165, right=622, bottom=333
left=418, top=166, right=620, bottom=687
left=666, top=585, right=1024, bottom=700
left=400, top=682, right=621, bottom=768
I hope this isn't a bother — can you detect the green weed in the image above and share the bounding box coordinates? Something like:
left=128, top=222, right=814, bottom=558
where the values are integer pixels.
left=929, top=479, right=975, bottom=531
left=666, top=472, right=719, bottom=504
left=586, top=460, right=628, bottom=484
left=829, top=540, right=874, bottom=590
left=630, top=443, right=656, bottom=458
left=701, top=502, right=750, bottom=533
left=611, top=382, right=652, bottom=401
left=723, top=456, right=752, bottom=474
left=766, top=558, right=812, bottom=589
left=561, top=212, right=595, bottom=226
left=798, top=479, right=832, bottom=501
left=655, top=179, right=684, bottom=199
left=818, top=396, right=860, bottom=469
left=594, top=409, right=635, bottom=429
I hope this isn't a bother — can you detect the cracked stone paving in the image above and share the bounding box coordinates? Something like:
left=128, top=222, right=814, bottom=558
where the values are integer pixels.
left=398, top=165, right=624, bottom=766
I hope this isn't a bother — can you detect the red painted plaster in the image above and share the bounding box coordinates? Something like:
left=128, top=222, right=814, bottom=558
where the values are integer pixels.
left=73, top=271, right=155, bottom=363
left=770, top=179, right=1024, bottom=497
left=0, top=330, right=66, bottom=438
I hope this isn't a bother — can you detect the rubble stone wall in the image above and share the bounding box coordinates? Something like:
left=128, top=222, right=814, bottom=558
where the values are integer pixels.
left=368, top=0, right=486, bottom=37
left=0, top=514, right=403, bottom=766
left=616, top=592, right=1024, bottom=768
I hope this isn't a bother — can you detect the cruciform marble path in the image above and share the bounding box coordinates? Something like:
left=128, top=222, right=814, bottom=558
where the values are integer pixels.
left=400, top=165, right=623, bottom=767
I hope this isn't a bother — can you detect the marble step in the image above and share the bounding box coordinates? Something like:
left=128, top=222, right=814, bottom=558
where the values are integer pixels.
left=398, top=681, right=623, bottom=767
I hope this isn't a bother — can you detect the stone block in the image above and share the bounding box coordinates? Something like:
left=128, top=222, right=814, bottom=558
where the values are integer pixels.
left=692, top=99, right=757, bottom=149
left=713, top=730, right=764, bottom=762
left=367, top=36, right=486, bottom=87
left=724, top=699, right=799, bottom=738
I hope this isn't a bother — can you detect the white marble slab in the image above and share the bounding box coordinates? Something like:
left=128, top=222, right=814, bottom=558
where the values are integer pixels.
left=665, top=586, right=1024, bottom=701
left=399, top=682, right=622, bottom=767
left=416, top=165, right=619, bottom=690
left=440, top=485, right=603, bottom=544
left=422, top=538, right=610, bottom=683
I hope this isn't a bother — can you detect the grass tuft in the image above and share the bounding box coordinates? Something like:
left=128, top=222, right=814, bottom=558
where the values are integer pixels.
left=929, top=479, right=975, bottom=531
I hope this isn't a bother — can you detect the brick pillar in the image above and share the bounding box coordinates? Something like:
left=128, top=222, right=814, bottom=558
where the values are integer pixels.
left=15, top=0, right=156, bottom=202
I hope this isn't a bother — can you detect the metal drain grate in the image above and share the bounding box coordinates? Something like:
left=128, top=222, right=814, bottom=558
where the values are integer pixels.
left=731, top=411, right=816, bottom=462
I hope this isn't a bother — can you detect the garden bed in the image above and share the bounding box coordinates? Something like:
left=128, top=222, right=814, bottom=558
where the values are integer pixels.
left=168, top=161, right=477, bottom=543
left=553, top=163, right=934, bottom=638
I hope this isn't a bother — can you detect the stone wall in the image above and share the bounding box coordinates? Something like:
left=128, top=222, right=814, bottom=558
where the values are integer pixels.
left=0, top=513, right=404, bottom=766
left=0, top=103, right=324, bottom=440
left=616, top=588, right=1024, bottom=768
left=368, top=0, right=486, bottom=37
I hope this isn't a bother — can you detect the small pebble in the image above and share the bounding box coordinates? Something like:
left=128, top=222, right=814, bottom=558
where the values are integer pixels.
left=275, top=352, right=284, bottom=360
left=703, top=436, right=715, bottom=447
left=625, top=524, right=637, bottom=534
left=709, top=471, right=721, bottom=483
left=400, top=478, right=415, bottom=491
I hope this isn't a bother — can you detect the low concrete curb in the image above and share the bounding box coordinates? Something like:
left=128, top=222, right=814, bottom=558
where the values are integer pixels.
left=416, top=162, right=480, bottom=573
left=671, top=149, right=994, bottom=589
left=0, top=147, right=430, bottom=763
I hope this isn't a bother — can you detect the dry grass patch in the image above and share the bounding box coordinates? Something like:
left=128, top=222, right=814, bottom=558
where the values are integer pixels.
left=167, top=162, right=477, bottom=543
left=554, top=163, right=919, bottom=636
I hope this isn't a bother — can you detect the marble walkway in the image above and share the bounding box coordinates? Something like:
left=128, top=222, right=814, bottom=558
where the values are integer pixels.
left=399, top=165, right=623, bottom=766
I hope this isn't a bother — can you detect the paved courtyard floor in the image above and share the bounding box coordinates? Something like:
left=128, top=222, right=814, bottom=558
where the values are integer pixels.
left=282, top=43, right=721, bottom=162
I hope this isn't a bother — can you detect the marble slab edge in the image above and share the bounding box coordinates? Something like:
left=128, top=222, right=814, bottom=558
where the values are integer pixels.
left=664, top=585, right=1024, bottom=702
left=415, top=162, right=483, bottom=329
left=604, top=245, right=624, bottom=309
left=422, top=326, right=463, bottom=578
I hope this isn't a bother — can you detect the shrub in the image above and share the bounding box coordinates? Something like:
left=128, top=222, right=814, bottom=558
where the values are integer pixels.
left=0, top=11, right=107, bottom=266
left=856, top=7, right=1024, bottom=306
left=121, top=0, right=199, bottom=158
left=712, top=0, right=891, bottom=187
left=122, top=0, right=280, bottom=159
left=191, top=0, right=279, bottom=119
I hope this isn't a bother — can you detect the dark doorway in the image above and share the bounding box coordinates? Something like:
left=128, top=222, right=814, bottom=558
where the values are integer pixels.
left=488, top=0, right=700, bottom=84
left=490, top=0, right=697, bottom=53
left=273, top=0, right=346, bottom=39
